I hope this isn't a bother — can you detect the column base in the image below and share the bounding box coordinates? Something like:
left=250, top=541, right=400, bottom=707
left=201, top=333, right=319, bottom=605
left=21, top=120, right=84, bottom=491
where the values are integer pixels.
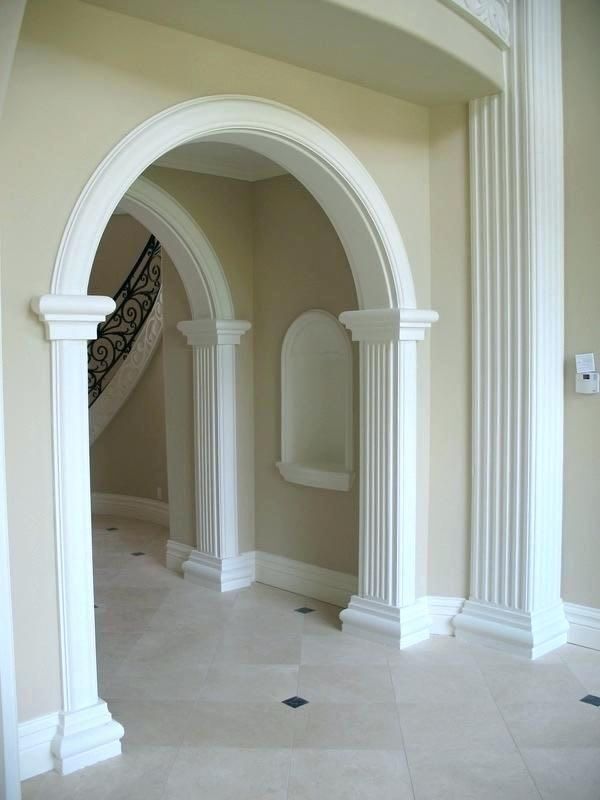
left=339, top=595, right=430, bottom=649
left=51, top=700, right=124, bottom=776
left=453, top=599, right=569, bottom=660
left=183, top=550, right=254, bottom=592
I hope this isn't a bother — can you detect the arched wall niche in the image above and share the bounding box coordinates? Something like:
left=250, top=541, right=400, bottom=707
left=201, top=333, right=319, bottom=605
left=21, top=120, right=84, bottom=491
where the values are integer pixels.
left=32, top=95, right=437, bottom=777
left=277, top=310, right=353, bottom=492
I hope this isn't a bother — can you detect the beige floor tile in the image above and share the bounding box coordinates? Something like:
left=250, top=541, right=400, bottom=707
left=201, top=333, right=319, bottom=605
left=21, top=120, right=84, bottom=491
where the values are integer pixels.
left=500, top=700, right=600, bottom=748
left=213, top=629, right=302, bottom=664
left=300, top=632, right=392, bottom=664
left=387, top=636, right=479, bottom=667
left=390, top=664, right=496, bottom=708
left=408, top=748, right=540, bottom=800
left=480, top=662, right=587, bottom=706
left=102, top=661, right=210, bottom=701
left=298, top=664, right=395, bottom=703
left=183, top=701, right=296, bottom=747
left=288, top=749, right=414, bottom=800
left=198, top=663, right=299, bottom=702
left=520, top=747, right=600, bottom=800
left=293, top=702, right=404, bottom=749
left=398, top=703, right=516, bottom=755
left=107, top=699, right=195, bottom=746
left=164, top=746, right=291, bottom=800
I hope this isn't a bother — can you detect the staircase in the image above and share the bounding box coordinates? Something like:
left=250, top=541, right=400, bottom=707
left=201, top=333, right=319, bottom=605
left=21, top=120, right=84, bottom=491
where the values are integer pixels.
left=88, top=234, right=163, bottom=443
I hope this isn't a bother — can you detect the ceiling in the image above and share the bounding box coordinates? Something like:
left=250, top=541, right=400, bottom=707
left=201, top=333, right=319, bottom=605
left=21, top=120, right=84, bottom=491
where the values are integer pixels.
left=82, top=0, right=503, bottom=105
left=154, top=142, right=287, bottom=182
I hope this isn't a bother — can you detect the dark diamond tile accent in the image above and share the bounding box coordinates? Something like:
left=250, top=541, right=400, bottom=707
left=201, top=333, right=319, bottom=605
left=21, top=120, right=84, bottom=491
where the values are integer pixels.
left=106, top=527, right=118, bottom=531
left=282, top=696, right=309, bottom=709
left=581, top=694, right=600, bottom=707
left=295, top=607, right=315, bottom=614
left=94, top=604, right=99, bottom=609
left=131, top=551, right=145, bottom=557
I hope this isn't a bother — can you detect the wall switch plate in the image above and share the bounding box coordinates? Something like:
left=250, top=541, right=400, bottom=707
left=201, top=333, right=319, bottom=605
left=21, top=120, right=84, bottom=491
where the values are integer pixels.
left=156, top=487, right=163, bottom=500
left=576, top=372, right=600, bottom=394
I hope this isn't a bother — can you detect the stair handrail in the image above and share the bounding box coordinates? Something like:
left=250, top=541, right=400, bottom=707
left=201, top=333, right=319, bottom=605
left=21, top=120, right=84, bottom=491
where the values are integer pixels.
left=88, top=234, right=161, bottom=406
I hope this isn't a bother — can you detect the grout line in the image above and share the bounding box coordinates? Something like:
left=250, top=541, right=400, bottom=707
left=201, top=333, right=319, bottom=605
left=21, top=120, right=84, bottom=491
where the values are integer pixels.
left=473, top=657, right=544, bottom=800
left=389, top=659, right=418, bottom=800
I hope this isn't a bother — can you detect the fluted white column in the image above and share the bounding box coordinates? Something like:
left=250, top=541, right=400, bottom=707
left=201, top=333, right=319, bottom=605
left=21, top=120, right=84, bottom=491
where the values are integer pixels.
left=178, top=319, right=252, bottom=591
left=454, top=0, right=568, bottom=659
left=32, top=295, right=124, bottom=775
left=339, top=309, right=437, bottom=648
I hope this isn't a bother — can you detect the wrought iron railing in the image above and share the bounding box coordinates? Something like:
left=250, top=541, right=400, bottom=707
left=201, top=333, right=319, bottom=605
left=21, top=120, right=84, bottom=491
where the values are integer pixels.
left=88, top=235, right=161, bottom=407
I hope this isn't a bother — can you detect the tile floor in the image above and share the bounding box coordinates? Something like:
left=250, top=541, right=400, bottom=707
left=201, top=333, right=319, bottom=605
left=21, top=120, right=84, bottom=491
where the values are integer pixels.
left=22, top=517, right=600, bottom=799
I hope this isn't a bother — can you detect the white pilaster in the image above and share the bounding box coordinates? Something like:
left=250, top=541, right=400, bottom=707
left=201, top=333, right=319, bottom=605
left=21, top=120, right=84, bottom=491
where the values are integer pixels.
left=454, top=0, right=569, bottom=659
left=32, top=295, right=124, bottom=774
left=338, top=309, right=437, bottom=648
left=178, top=319, right=252, bottom=591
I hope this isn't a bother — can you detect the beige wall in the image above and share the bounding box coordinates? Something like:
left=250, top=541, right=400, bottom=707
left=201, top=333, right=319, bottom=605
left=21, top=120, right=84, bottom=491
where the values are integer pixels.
left=161, top=251, right=195, bottom=547
left=91, top=348, right=168, bottom=502
left=89, top=214, right=168, bottom=503
left=145, top=165, right=256, bottom=553
left=428, top=105, right=471, bottom=598
left=253, top=175, right=359, bottom=575
left=1, top=0, right=431, bottom=720
left=562, top=0, right=600, bottom=608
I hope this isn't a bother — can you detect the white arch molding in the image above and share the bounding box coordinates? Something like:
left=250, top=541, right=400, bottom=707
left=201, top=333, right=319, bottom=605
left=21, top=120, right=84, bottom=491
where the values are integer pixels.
left=33, top=96, right=437, bottom=775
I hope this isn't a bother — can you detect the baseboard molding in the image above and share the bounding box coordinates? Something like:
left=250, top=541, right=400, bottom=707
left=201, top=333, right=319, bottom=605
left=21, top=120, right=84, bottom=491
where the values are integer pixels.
left=165, top=539, right=193, bottom=573
left=91, top=493, right=169, bottom=528
left=254, top=551, right=357, bottom=608
left=18, top=712, right=59, bottom=780
left=565, top=602, right=600, bottom=650
left=428, top=595, right=465, bottom=635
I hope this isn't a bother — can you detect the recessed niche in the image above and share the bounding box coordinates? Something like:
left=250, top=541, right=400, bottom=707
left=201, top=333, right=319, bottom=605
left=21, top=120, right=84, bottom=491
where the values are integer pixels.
left=276, top=310, right=353, bottom=491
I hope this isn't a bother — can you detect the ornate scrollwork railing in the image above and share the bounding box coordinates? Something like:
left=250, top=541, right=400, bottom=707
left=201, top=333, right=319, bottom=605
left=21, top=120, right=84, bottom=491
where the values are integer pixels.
left=88, top=234, right=161, bottom=407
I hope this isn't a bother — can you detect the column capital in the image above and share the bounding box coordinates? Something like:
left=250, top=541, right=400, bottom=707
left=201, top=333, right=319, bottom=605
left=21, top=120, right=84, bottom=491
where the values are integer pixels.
left=339, top=308, right=438, bottom=343
left=32, top=294, right=115, bottom=341
left=178, top=318, right=251, bottom=347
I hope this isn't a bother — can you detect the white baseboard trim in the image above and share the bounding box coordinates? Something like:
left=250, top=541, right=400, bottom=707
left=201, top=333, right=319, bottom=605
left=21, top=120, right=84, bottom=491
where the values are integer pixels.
left=254, top=551, right=357, bottom=608
left=165, top=539, right=193, bottom=573
left=340, top=595, right=431, bottom=648
left=183, top=550, right=255, bottom=592
left=565, top=602, right=600, bottom=650
left=428, top=595, right=465, bottom=635
left=18, top=712, right=59, bottom=780
left=91, top=493, right=169, bottom=528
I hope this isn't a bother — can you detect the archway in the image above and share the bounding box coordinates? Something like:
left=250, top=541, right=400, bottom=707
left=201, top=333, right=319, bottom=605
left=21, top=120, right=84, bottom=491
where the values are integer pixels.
left=33, top=95, right=437, bottom=775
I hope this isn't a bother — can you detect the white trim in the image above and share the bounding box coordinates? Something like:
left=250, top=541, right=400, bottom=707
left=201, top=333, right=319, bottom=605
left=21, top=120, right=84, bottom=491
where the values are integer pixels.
left=18, top=713, right=59, bottom=781
left=428, top=596, right=465, bottom=635
left=279, top=310, right=353, bottom=492
left=341, top=596, right=431, bottom=649
left=0, top=245, right=21, bottom=795
left=51, top=96, right=416, bottom=310
left=165, top=539, right=193, bottom=573
left=90, top=291, right=163, bottom=444
left=565, top=603, right=600, bottom=651
left=91, top=493, right=169, bottom=528
left=39, top=95, right=433, bottom=776
left=183, top=550, right=254, bottom=592
left=276, top=463, right=353, bottom=492
left=462, top=0, right=568, bottom=659
left=254, top=552, right=357, bottom=608
left=439, top=0, right=510, bottom=48
left=119, top=177, right=234, bottom=320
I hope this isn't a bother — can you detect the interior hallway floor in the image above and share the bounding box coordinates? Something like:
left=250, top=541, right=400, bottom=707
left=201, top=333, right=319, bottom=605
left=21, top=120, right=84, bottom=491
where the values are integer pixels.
left=22, top=516, right=600, bottom=800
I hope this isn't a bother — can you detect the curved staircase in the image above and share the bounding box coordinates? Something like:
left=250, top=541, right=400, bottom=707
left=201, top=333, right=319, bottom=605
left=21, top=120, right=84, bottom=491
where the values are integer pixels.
left=88, top=234, right=163, bottom=443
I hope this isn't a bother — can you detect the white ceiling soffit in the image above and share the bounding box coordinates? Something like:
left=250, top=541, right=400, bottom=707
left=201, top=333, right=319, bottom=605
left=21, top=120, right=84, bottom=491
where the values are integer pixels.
left=81, top=0, right=504, bottom=105
left=154, top=142, right=287, bottom=183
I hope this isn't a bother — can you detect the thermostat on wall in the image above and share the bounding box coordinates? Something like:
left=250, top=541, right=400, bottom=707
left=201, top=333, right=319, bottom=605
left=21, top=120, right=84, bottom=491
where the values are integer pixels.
left=576, top=370, right=600, bottom=395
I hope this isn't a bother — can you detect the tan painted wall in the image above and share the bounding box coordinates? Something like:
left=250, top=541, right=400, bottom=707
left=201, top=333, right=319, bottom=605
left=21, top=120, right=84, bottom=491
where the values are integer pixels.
left=253, top=175, right=359, bottom=575
left=428, top=105, right=471, bottom=598
left=562, top=0, right=600, bottom=609
left=89, top=214, right=168, bottom=503
left=145, top=165, right=256, bottom=554
left=1, top=0, right=431, bottom=720
left=161, top=251, right=195, bottom=548
left=91, top=348, right=168, bottom=502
